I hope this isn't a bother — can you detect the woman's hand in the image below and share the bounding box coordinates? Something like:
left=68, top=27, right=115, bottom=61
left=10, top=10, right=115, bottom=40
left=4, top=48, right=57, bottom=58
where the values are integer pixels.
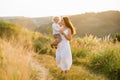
left=60, top=28, right=65, bottom=35
left=60, top=28, right=72, bottom=41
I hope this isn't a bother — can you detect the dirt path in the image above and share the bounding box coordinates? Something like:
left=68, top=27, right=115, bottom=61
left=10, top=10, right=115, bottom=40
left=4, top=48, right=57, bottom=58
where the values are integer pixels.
left=31, top=58, right=49, bottom=80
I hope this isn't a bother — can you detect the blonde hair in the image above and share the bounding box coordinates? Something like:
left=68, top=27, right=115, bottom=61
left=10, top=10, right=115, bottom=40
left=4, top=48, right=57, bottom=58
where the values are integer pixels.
left=52, top=16, right=61, bottom=23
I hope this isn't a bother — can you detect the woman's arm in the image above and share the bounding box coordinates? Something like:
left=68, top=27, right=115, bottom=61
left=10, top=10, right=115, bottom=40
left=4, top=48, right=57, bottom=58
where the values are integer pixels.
left=60, top=29, right=72, bottom=41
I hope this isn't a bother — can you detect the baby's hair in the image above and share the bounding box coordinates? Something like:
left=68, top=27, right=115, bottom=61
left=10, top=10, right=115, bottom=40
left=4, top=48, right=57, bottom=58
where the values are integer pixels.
left=52, top=16, right=61, bottom=23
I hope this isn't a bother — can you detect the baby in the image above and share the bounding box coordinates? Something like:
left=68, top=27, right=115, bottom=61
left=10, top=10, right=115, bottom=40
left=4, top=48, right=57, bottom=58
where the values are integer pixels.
left=51, top=16, right=62, bottom=49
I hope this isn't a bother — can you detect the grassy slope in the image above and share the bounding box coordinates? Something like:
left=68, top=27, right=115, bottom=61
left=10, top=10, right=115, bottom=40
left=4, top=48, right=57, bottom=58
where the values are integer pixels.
left=0, top=17, right=37, bottom=30
left=0, top=21, right=45, bottom=80
left=0, top=21, right=120, bottom=80
left=0, top=39, right=33, bottom=80
left=35, top=35, right=120, bottom=80
left=35, top=54, right=108, bottom=80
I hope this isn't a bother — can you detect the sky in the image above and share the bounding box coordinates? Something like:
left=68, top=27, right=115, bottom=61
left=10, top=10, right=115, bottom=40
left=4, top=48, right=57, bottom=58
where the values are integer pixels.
left=0, top=0, right=120, bottom=17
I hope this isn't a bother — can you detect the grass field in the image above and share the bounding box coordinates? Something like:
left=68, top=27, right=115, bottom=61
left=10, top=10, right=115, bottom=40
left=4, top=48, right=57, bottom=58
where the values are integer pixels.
left=0, top=21, right=120, bottom=80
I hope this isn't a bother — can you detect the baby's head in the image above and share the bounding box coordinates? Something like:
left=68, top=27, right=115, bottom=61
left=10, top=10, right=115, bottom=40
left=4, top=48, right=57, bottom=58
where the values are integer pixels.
left=52, top=16, right=61, bottom=23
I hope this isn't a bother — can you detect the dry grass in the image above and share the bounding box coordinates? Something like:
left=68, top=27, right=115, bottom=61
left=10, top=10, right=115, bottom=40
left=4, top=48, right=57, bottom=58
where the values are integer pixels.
left=0, top=38, right=35, bottom=80
left=0, top=22, right=120, bottom=80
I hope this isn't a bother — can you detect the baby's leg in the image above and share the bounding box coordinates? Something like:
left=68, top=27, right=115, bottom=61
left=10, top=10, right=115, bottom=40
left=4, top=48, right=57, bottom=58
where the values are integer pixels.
left=54, top=34, right=61, bottom=43
left=51, top=40, right=58, bottom=49
left=53, top=41, right=58, bottom=49
left=56, top=38, right=61, bottom=43
left=51, top=43, right=55, bottom=48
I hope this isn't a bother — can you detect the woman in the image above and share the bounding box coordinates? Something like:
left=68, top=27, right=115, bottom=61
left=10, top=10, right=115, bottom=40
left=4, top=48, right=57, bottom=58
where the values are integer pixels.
left=56, top=17, right=76, bottom=74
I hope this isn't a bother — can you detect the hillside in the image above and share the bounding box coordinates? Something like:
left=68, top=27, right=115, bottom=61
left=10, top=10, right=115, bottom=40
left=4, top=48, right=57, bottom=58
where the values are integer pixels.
left=0, top=11, right=120, bottom=37
left=0, top=17, right=37, bottom=30
left=70, top=11, right=120, bottom=37
left=0, top=21, right=45, bottom=80
left=32, top=17, right=52, bottom=27
left=34, top=10, right=120, bottom=37
left=0, top=21, right=120, bottom=80
left=33, top=11, right=120, bottom=37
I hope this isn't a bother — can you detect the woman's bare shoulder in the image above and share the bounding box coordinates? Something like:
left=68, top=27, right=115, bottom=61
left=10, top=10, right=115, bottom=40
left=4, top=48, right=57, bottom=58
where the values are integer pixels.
left=67, top=28, right=71, bottom=32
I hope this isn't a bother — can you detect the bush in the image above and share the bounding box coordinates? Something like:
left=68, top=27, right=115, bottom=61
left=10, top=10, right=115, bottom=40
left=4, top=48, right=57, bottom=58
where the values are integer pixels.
left=0, top=21, right=20, bottom=39
left=72, top=48, right=90, bottom=65
left=90, top=49, right=120, bottom=80
left=113, top=33, right=120, bottom=42
left=33, top=36, right=52, bottom=54
left=72, top=49, right=89, bottom=58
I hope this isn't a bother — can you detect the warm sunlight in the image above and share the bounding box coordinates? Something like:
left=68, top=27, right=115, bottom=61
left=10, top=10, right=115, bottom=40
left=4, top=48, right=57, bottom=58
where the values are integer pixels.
left=0, top=0, right=120, bottom=80
left=0, top=0, right=120, bottom=17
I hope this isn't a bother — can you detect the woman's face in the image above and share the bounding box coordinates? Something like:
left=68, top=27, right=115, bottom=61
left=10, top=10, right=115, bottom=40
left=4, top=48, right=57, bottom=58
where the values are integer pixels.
left=61, top=19, right=65, bottom=26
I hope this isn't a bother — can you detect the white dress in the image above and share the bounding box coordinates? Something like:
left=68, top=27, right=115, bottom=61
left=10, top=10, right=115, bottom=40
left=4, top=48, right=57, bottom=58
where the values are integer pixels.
left=56, top=28, right=72, bottom=71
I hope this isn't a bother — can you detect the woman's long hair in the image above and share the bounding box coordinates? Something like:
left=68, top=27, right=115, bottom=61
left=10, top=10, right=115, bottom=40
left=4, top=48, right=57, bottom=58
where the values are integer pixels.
left=63, top=17, right=76, bottom=35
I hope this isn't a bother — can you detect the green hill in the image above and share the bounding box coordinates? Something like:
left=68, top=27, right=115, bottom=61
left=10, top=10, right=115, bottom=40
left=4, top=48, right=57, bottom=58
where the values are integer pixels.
left=34, top=11, right=120, bottom=37
left=69, top=11, right=120, bottom=37
left=0, top=21, right=21, bottom=39
left=1, top=11, right=120, bottom=37
left=0, top=17, right=37, bottom=30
